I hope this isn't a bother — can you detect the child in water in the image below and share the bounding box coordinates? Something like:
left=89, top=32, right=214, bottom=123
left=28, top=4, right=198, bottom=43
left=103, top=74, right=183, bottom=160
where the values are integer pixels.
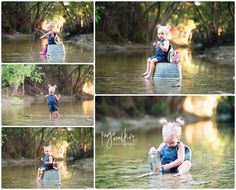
left=156, top=117, right=191, bottom=176
left=142, top=24, right=171, bottom=79
left=36, top=146, right=54, bottom=182
left=45, top=85, right=61, bottom=119
left=40, top=21, right=60, bottom=55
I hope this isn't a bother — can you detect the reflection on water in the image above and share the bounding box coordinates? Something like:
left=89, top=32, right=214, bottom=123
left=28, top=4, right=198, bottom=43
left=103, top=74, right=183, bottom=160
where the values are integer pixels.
left=2, top=159, right=93, bottom=188
left=96, top=48, right=234, bottom=94
left=2, top=39, right=93, bottom=63
left=96, top=120, right=234, bottom=188
left=2, top=100, right=94, bottom=126
left=183, top=96, right=220, bottom=117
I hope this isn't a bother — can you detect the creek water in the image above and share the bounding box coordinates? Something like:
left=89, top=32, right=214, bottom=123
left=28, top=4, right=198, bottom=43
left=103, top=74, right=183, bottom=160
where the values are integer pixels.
left=2, top=159, right=93, bottom=188
left=96, top=120, right=234, bottom=188
left=95, top=48, right=234, bottom=94
left=2, top=100, right=94, bottom=126
left=2, top=39, right=93, bottom=63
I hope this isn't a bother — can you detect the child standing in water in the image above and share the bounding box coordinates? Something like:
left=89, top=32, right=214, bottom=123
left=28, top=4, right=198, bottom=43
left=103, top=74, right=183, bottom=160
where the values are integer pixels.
left=142, top=24, right=171, bottom=79
left=36, top=146, right=54, bottom=182
left=40, top=29, right=60, bottom=45
left=156, top=117, right=191, bottom=176
left=45, top=85, right=61, bottom=119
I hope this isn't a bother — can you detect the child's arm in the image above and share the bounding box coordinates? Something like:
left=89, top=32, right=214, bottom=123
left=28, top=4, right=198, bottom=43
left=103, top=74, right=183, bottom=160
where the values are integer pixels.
left=156, top=142, right=165, bottom=152
left=40, top=31, right=50, bottom=39
left=161, top=142, right=185, bottom=170
left=54, top=35, right=60, bottom=44
left=54, top=94, right=61, bottom=101
left=159, top=40, right=169, bottom=52
left=44, top=156, right=53, bottom=165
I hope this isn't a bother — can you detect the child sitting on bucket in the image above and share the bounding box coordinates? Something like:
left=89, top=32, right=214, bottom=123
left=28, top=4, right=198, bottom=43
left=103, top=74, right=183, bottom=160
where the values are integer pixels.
left=45, top=85, right=61, bottom=119
left=142, top=24, right=171, bottom=79
left=36, top=146, right=54, bottom=182
left=156, top=117, right=191, bottom=176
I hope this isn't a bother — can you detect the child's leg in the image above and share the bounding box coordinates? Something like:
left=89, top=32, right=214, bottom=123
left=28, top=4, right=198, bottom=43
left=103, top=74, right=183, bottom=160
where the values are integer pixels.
left=141, top=58, right=152, bottom=76
left=144, top=58, right=158, bottom=79
left=36, top=168, right=44, bottom=181
left=36, top=168, right=41, bottom=180
left=174, top=160, right=191, bottom=176
left=49, top=112, right=53, bottom=119
left=55, top=111, right=60, bottom=118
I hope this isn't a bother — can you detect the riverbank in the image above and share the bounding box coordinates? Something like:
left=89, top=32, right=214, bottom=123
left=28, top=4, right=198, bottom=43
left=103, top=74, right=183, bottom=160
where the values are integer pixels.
left=2, top=158, right=37, bottom=167
left=196, top=46, right=234, bottom=66
left=96, top=42, right=234, bottom=66
left=96, top=113, right=210, bottom=134
left=2, top=94, right=93, bottom=107
left=65, top=34, right=93, bottom=49
left=96, top=42, right=150, bottom=55
left=2, top=32, right=32, bottom=40
left=2, top=32, right=93, bottom=49
left=2, top=157, right=93, bottom=168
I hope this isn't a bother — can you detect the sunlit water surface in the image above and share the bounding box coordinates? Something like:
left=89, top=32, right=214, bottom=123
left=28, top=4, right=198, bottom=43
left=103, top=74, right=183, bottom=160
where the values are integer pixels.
left=96, top=120, right=234, bottom=188
left=96, top=49, right=234, bottom=94
left=2, top=159, right=93, bottom=188
left=2, top=100, right=94, bottom=126
left=2, top=39, right=93, bottom=63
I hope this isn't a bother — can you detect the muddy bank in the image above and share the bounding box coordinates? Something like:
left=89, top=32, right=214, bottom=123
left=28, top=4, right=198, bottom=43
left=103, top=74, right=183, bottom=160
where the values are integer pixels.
left=2, top=32, right=32, bottom=40
left=96, top=42, right=234, bottom=66
left=65, top=34, right=93, bottom=49
left=96, top=42, right=150, bottom=55
left=2, top=158, right=37, bottom=167
left=2, top=33, right=94, bottom=50
left=196, top=46, right=234, bottom=66
left=2, top=94, right=93, bottom=107
left=96, top=113, right=210, bottom=134
left=2, top=157, right=93, bottom=168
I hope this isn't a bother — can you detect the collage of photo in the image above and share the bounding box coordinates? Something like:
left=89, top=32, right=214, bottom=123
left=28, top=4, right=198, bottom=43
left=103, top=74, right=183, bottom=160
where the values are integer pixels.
left=1, top=1, right=235, bottom=189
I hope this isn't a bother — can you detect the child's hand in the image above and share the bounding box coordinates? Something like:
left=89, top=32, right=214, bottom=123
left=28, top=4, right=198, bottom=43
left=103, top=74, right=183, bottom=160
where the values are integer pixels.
left=153, top=42, right=157, bottom=47
left=161, top=164, right=172, bottom=170
left=41, top=158, right=43, bottom=161
left=156, top=41, right=160, bottom=46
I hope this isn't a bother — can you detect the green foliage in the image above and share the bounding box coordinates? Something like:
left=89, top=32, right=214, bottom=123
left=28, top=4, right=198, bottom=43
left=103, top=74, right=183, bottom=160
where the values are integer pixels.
left=95, top=5, right=105, bottom=24
left=2, top=65, right=43, bottom=87
left=96, top=2, right=234, bottom=44
left=2, top=127, right=93, bottom=159
left=2, top=65, right=93, bottom=96
left=96, top=97, right=185, bottom=119
left=2, top=2, right=93, bottom=34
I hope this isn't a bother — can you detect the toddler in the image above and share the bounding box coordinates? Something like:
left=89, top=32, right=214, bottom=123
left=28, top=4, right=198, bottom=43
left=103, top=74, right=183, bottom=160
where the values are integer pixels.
left=45, top=85, right=61, bottom=119
left=36, top=146, right=54, bottom=182
left=142, top=24, right=171, bottom=79
left=156, top=117, right=191, bottom=176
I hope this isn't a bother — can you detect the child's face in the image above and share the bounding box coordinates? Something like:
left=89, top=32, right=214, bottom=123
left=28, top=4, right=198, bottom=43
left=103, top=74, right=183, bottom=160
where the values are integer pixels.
left=158, top=28, right=166, bottom=40
left=44, top=150, right=50, bottom=156
left=163, top=136, right=178, bottom=147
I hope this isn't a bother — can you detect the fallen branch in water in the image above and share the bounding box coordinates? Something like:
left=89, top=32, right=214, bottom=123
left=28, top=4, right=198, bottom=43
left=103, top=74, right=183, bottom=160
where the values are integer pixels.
left=137, top=171, right=160, bottom=178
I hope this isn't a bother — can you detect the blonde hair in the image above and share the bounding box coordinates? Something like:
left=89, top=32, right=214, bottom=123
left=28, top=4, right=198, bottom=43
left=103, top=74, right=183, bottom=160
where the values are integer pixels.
left=48, top=84, right=57, bottom=95
left=159, top=117, right=184, bottom=139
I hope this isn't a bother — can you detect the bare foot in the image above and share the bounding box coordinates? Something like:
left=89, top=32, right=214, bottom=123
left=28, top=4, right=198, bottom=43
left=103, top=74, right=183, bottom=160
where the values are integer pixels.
left=173, top=173, right=181, bottom=177
left=144, top=75, right=152, bottom=79
left=36, top=175, right=42, bottom=182
left=141, top=72, right=148, bottom=76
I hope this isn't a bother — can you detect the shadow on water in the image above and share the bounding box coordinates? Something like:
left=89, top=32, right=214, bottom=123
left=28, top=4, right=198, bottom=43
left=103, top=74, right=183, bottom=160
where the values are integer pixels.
left=95, top=120, right=234, bottom=188
left=2, top=39, right=93, bottom=63
left=95, top=48, right=234, bottom=94
left=2, top=100, right=94, bottom=126
left=2, top=159, right=94, bottom=188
